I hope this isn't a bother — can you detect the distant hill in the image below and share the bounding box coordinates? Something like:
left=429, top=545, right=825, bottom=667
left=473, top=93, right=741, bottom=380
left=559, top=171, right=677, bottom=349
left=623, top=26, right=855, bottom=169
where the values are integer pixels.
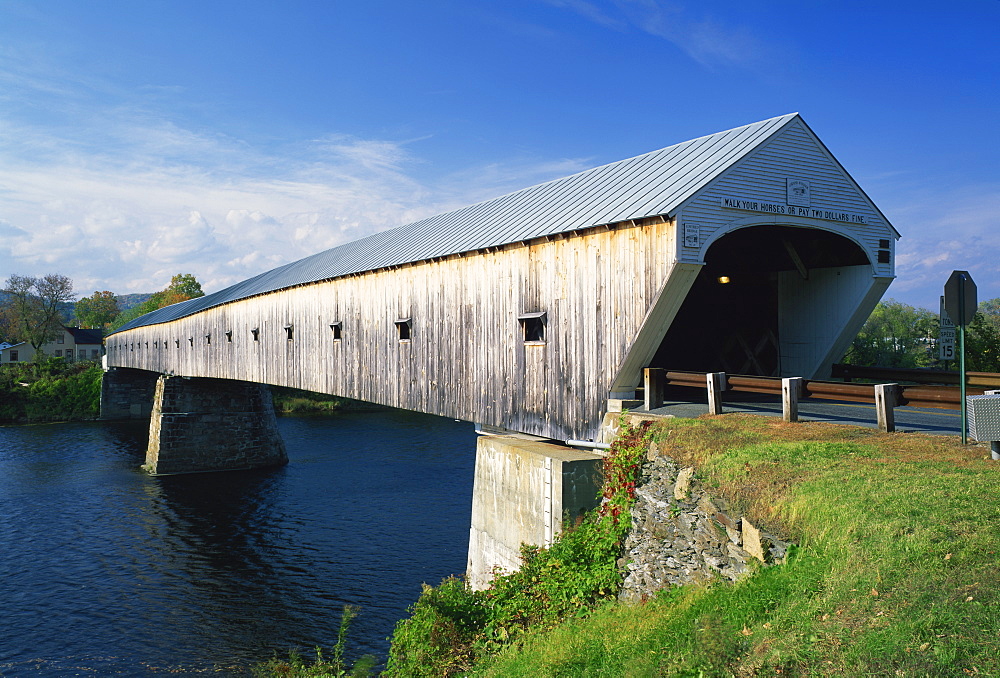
left=116, top=293, right=154, bottom=311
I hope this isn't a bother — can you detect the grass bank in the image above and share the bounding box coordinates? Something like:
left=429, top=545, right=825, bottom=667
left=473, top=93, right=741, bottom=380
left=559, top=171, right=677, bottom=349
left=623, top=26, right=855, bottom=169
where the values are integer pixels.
left=257, top=414, right=1000, bottom=676
left=475, top=415, right=1000, bottom=676
left=0, top=358, right=103, bottom=423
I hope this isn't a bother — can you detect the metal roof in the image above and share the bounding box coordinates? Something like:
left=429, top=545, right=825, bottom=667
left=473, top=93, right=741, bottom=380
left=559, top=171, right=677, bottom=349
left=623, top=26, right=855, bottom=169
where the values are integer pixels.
left=112, top=113, right=799, bottom=333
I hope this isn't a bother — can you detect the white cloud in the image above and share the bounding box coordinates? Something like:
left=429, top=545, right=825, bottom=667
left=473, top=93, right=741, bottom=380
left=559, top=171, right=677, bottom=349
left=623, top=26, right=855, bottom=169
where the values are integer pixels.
left=0, top=98, right=582, bottom=298
left=887, top=184, right=1000, bottom=307
left=543, top=0, right=772, bottom=70
left=0, top=141, right=421, bottom=294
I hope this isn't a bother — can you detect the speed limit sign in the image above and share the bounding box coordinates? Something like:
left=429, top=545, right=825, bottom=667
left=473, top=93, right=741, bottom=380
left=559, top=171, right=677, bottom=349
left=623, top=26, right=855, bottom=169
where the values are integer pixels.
left=939, top=328, right=956, bottom=360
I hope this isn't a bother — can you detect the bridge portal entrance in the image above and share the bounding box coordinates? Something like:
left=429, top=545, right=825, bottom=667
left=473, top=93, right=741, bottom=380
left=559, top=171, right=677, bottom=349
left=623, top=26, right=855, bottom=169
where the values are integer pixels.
left=650, top=225, right=870, bottom=376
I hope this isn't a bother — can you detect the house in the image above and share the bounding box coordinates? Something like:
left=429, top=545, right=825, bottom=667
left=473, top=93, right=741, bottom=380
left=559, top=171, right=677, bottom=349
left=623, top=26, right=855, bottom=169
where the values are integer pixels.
left=0, top=327, right=104, bottom=365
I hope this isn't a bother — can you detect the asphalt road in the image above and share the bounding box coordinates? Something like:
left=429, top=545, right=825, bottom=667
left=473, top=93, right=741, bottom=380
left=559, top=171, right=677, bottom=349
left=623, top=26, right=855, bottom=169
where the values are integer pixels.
left=640, top=387, right=962, bottom=437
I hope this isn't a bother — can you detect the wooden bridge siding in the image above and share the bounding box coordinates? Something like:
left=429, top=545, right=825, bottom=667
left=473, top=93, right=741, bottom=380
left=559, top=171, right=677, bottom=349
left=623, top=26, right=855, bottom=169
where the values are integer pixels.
left=108, top=218, right=677, bottom=440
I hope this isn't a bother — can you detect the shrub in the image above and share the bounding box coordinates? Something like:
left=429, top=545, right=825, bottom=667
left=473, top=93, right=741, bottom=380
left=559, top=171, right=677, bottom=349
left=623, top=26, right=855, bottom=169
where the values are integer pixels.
left=0, top=358, right=102, bottom=422
left=384, top=419, right=652, bottom=676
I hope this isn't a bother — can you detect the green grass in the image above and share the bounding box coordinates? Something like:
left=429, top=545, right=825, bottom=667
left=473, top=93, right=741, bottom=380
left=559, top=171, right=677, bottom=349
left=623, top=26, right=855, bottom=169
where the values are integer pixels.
left=270, top=386, right=385, bottom=415
left=474, top=415, right=1000, bottom=677
left=252, top=605, right=378, bottom=677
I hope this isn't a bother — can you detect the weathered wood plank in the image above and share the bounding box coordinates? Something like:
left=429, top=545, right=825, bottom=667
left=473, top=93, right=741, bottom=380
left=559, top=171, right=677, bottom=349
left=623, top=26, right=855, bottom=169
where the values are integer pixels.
left=108, top=220, right=679, bottom=441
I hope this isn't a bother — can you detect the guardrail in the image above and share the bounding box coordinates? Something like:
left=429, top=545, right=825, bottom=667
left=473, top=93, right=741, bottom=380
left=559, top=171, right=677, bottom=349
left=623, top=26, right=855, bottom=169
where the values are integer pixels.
left=643, top=368, right=985, bottom=432
left=831, top=363, right=1000, bottom=389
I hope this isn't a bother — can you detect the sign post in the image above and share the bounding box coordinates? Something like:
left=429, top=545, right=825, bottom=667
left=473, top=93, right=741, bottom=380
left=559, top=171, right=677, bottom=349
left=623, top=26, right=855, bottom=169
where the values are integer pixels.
left=943, top=270, right=977, bottom=444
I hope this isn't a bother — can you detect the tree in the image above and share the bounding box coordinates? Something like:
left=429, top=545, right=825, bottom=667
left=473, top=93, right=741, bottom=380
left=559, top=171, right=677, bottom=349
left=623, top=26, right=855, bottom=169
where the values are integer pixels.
left=75, top=290, right=120, bottom=329
left=843, top=298, right=1000, bottom=372
left=2, top=274, right=75, bottom=353
left=979, top=298, right=1000, bottom=331
left=842, top=299, right=937, bottom=368
left=0, top=301, right=17, bottom=343
left=108, top=273, right=206, bottom=330
left=166, top=273, right=204, bottom=301
left=147, top=273, right=206, bottom=308
left=965, top=311, right=1000, bottom=372
left=108, top=299, right=159, bottom=331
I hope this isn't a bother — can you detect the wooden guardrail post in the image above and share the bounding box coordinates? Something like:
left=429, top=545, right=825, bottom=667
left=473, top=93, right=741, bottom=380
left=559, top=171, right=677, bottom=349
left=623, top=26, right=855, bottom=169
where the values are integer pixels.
left=875, top=383, right=900, bottom=432
left=782, top=377, right=803, bottom=423
left=644, top=368, right=666, bottom=411
left=707, top=372, right=726, bottom=415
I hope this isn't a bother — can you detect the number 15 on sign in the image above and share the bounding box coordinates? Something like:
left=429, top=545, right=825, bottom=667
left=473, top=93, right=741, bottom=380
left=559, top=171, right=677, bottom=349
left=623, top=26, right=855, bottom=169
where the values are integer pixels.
left=940, top=328, right=956, bottom=361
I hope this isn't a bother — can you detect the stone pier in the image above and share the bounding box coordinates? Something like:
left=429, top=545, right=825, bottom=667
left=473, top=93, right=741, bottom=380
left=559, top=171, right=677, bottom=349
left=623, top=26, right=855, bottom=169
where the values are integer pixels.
left=100, top=367, right=160, bottom=420
left=144, top=375, right=288, bottom=475
left=467, top=435, right=604, bottom=590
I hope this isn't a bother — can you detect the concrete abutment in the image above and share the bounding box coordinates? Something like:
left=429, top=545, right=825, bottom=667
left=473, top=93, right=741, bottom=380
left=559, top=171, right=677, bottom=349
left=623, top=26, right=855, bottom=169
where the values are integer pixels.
left=466, top=435, right=604, bottom=590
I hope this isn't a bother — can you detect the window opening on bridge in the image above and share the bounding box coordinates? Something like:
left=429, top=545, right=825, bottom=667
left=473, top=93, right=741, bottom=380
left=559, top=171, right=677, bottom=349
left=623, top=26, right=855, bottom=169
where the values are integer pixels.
left=330, top=322, right=342, bottom=341
left=225, top=331, right=233, bottom=343
left=175, top=339, right=180, bottom=348
left=284, top=325, right=293, bottom=341
left=395, top=318, right=412, bottom=342
left=251, top=328, right=260, bottom=342
left=877, top=239, right=891, bottom=265
left=519, top=311, right=547, bottom=343
left=188, top=337, right=194, bottom=347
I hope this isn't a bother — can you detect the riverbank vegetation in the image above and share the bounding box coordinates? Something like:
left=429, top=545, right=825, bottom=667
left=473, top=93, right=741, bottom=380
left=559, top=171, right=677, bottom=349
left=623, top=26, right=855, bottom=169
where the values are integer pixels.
left=368, top=414, right=998, bottom=676
left=384, top=420, right=653, bottom=677
left=471, top=416, right=1000, bottom=676
left=0, top=363, right=378, bottom=424
left=253, top=605, right=378, bottom=677
left=270, top=386, right=385, bottom=415
left=0, top=357, right=102, bottom=422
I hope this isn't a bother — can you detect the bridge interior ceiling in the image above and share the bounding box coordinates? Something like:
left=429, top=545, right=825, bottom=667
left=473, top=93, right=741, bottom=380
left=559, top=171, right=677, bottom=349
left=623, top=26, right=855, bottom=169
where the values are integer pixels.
left=651, top=226, right=870, bottom=377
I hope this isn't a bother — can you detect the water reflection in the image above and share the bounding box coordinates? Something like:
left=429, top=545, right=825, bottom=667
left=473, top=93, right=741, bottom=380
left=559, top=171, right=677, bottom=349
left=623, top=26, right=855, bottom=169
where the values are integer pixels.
left=0, top=410, right=477, bottom=676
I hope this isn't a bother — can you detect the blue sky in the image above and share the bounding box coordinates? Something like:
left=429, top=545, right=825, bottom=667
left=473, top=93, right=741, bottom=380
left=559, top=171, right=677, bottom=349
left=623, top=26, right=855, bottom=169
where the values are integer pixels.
left=1, top=1, right=998, bottom=310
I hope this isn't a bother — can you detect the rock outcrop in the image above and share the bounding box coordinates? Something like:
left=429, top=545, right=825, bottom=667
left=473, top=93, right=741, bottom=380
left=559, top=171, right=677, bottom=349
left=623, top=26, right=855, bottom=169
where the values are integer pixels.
left=619, top=442, right=791, bottom=602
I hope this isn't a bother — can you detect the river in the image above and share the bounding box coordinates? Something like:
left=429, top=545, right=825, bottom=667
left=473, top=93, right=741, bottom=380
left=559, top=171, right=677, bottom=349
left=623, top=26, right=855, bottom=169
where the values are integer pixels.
left=0, top=410, right=479, bottom=676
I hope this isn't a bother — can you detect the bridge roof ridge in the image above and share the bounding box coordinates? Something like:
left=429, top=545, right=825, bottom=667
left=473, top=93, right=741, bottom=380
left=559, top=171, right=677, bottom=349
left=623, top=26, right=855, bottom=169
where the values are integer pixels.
left=111, top=113, right=800, bottom=334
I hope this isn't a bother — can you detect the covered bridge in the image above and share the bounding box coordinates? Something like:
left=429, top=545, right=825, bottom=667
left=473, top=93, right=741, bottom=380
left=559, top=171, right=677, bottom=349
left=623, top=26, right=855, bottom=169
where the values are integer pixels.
left=107, top=113, right=897, bottom=442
